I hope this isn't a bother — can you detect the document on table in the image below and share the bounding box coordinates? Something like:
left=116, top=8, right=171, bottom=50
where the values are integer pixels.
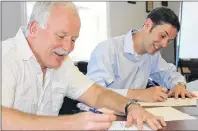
left=109, top=107, right=196, bottom=130
left=138, top=97, right=197, bottom=107
left=146, top=107, right=197, bottom=121
left=109, top=121, right=152, bottom=130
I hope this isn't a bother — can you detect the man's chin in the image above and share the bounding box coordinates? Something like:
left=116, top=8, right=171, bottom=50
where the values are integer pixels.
left=147, top=50, right=158, bottom=55
left=46, top=56, right=68, bottom=69
left=46, top=61, right=62, bottom=69
left=150, top=52, right=156, bottom=55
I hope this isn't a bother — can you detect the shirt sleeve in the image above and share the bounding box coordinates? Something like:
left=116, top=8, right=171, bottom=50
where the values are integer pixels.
left=65, top=57, right=94, bottom=100
left=2, top=59, right=17, bottom=108
left=86, top=41, right=115, bottom=87
left=150, top=52, right=186, bottom=90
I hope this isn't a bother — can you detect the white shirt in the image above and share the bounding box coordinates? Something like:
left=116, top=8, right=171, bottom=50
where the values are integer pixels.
left=2, top=27, right=94, bottom=116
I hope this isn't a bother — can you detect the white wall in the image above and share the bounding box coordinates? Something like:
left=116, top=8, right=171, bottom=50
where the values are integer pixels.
left=179, top=2, right=198, bottom=59
left=2, top=2, right=26, bottom=41
left=107, top=2, right=145, bottom=37
left=107, top=1, right=162, bottom=37
left=107, top=1, right=181, bottom=63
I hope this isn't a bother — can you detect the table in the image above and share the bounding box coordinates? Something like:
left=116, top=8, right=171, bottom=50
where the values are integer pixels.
left=163, top=104, right=198, bottom=130
left=116, top=100, right=198, bottom=130
left=161, top=119, right=198, bottom=130
left=174, top=106, right=198, bottom=117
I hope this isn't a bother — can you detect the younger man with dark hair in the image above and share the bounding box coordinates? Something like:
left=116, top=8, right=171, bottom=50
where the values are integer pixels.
left=87, top=7, right=196, bottom=102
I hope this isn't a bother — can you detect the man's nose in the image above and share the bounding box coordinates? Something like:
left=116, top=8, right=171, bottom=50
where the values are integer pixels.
left=62, top=39, right=74, bottom=52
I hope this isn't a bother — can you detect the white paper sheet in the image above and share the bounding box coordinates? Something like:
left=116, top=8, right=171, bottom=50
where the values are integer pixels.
left=109, top=121, right=152, bottom=130
left=138, top=98, right=197, bottom=107
left=146, top=107, right=197, bottom=121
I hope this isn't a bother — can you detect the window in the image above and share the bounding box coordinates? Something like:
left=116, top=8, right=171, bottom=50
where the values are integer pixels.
left=177, top=2, right=198, bottom=59
left=26, top=2, right=34, bottom=23
left=26, top=2, right=108, bottom=61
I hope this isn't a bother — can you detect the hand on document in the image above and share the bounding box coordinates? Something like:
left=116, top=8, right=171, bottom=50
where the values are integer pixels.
left=137, top=85, right=197, bottom=102
left=167, top=84, right=197, bottom=99
left=139, top=86, right=168, bottom=102
left=109, top=107, right=197, bottom=131
left=99, top=105, right=167, bottom=130
left=126, top=104, right=166, bottom=130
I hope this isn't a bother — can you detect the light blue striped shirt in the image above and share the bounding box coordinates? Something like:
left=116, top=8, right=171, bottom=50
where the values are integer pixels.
left=87, top=30, right=186, bottom=96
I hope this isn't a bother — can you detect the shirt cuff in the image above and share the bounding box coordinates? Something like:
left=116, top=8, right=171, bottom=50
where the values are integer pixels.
left=170, top=80, right=187, bottom=89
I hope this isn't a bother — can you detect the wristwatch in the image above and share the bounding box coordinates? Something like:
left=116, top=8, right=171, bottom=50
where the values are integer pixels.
left=125, top=100, right=140, bottom=116
left=177, top=82, right=187, bottom=88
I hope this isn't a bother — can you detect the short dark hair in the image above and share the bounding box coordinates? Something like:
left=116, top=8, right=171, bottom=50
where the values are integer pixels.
left=147, top=7, right=180, bottom=32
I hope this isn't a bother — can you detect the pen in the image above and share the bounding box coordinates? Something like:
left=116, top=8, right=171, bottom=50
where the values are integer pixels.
left=148, top=78, right=168, bottom=99
left=148, top=78, right=157, bottom=86
left=76, top=103, right=103, bottom=114
left=71, top=110, right=86, bottom=114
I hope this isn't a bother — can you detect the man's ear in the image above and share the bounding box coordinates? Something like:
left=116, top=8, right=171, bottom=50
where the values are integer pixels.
left=28, top=20, right=39, bottom=38
left=144, top=18, right=153, bottom=32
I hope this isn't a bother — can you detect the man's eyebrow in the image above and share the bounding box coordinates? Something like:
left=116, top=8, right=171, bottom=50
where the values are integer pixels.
left=57, top=31, right=79, bottom=38
left=164, top=30, right=169, bottom=36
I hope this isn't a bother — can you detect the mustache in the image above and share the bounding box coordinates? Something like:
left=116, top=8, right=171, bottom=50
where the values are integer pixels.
left=53, top=48, right=70, bottom=56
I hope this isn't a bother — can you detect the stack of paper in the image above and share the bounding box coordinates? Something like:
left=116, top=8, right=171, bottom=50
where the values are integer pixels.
left=138, top=98, right=197, bottom=107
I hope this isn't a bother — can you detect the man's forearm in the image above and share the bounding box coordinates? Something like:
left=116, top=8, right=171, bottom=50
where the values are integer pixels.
left=79, top=84, right=131, bottom=115
left=108, top=88, right=145, bottom=101
left=2, top=106, right=73, bottom=130
left=127, top=89, right=146, bottom=101
left=97, top=86, right=132, bottom=115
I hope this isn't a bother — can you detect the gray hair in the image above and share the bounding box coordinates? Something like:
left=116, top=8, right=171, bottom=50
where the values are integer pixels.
left=25, top=1, right=78, bottom=36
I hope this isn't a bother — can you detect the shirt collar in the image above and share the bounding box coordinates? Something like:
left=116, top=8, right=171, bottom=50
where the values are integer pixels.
left=124, top=29, right=138, bottom=55
left=14, top=27, right=55, bottom=75
left=14, top=26, right=34, bottom=61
